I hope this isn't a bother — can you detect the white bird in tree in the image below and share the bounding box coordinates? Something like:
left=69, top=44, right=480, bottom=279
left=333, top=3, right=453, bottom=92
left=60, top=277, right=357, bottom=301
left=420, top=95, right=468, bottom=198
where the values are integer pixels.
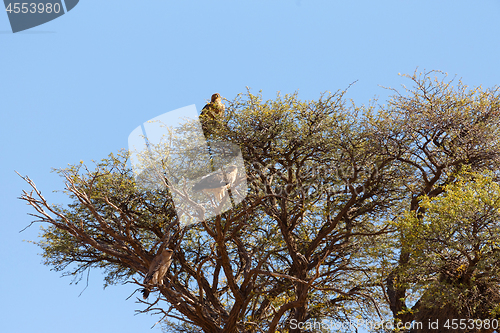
left=192, top=165, right=238, bottom=202
left=142, top=248, right=174, bottom=299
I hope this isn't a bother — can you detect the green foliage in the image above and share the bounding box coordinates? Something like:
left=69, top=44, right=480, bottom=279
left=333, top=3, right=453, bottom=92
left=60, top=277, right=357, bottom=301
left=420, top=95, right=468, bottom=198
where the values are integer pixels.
left=398, top=171, right=500, bottom=321
left=35, top=151, right=178, bottom=287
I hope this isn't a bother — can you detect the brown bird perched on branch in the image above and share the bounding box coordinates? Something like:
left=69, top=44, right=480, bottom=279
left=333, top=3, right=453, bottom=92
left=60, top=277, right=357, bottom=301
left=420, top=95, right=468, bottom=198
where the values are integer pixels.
left=192, top=165, right=238, bottom=201
left=142, top=248, right=174, bottom=299
left=200, top=93, right=225, bottom=120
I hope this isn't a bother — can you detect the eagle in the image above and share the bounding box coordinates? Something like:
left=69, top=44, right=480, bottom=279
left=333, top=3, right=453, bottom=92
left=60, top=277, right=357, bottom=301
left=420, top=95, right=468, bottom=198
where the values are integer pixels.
left=200, top=93, right=225, bottom=120
left=142, top=248, right=174, bottom=299
left=192, top=165, right=238, bottom=201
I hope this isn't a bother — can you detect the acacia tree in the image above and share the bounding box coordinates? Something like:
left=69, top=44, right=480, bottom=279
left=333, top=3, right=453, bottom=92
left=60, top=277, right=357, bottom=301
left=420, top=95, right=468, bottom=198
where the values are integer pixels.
left=19, top=71, right=500, bottom=333
left=20, top=88, right=401, bottom=333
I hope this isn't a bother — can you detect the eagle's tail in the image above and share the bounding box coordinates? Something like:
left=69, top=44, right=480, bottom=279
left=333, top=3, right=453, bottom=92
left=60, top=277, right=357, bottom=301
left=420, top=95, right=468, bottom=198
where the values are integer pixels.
left=142, top=287, right=151, bottom=299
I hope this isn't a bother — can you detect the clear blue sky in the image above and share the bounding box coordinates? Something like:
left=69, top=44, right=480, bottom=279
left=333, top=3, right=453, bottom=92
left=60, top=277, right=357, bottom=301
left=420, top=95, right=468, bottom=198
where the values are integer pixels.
left=1, top=1, right=500, bottom=332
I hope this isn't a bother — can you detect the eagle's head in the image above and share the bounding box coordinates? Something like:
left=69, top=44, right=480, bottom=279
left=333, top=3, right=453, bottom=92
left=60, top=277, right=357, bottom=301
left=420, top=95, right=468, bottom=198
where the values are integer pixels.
left=160, top=248, right=174, bottom=260
left=163, top=248, right=174, bottom=255
left=225, top=165, right=238, bottom=173
left=211, top=93, right=222, bottom=103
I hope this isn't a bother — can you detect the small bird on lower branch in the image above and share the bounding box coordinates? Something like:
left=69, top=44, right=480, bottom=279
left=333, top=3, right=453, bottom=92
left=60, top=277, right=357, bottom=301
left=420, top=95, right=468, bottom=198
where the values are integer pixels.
left=142, top=248, right=174, bottom=299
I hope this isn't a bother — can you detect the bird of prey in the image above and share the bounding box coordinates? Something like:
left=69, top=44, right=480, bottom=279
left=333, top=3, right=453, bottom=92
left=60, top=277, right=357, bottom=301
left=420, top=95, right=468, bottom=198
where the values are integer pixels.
left=192, top=165, right=238, bottom=201
left=142, top=248, right=174, bottom=299
left=200, top=93, right=225, bottom=120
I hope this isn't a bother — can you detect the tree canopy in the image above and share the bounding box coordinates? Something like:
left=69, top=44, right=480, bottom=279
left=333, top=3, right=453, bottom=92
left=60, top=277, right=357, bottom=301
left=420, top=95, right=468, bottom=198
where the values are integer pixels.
left=20, top=71, right=500, bottom=333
